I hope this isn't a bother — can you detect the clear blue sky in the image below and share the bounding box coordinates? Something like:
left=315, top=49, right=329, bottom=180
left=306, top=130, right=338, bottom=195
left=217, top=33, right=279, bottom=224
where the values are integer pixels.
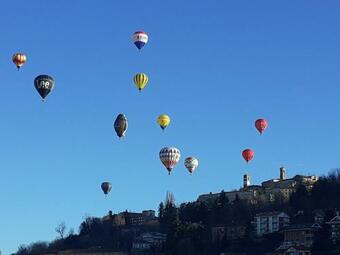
left=0, top=0, right=340, bottom=254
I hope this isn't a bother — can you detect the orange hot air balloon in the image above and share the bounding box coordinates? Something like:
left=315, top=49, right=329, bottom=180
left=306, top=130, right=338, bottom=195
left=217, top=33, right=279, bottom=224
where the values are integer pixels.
left=242, top=149, right=254, bottom=163
left=255, top=119, right=268, bottom=135
left=12, top=53, right=27, bottom=70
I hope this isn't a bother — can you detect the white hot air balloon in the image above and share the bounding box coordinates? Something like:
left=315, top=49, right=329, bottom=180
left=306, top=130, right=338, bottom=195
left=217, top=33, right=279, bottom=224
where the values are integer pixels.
left=159, top=147, right=181, bottom=175
left=184, top=157, right=199, bottom=175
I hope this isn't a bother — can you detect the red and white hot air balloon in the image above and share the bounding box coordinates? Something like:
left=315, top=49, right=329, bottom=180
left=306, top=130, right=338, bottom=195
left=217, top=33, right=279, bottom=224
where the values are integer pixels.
left=242, top=149, right=254, bottom=163
left=255, top=119, right=268, bottom=135
left=184, top=157, right=199, bottom=175
left=159, top=147, right=181, bottom=175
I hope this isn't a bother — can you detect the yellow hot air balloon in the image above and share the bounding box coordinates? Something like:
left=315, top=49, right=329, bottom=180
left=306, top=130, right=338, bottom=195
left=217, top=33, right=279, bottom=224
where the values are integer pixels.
left=157, top=114, right=171, bottom=130
left=133, top=73, right=148, bottom=92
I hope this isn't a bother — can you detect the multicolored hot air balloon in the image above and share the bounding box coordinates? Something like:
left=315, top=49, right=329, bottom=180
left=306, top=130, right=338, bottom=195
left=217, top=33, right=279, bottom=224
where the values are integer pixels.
left=12, top=53, right=26, bottom=70
left=133, top=73, right=148, bottom=92
left=133, top=31, right=148, bottom=50
left=114, top=114, right=128, bottom=138
left=34, top=75, right=55, bottom=101
left=159, top=147, right=181, bottom=175
left=157, top=114, right=170, bottom=130
left=255, top=119, right=268, bottom=135
left=184, top=157, right=199, bottom=175
left=242, top=149, right=254, bottom=163
left=101, top=182, right=112, bottom=195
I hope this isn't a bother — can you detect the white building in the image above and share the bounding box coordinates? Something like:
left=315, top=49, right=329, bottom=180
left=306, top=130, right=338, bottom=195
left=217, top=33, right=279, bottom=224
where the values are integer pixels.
left=253, top=211, right=290, bottom=237
left=132, top=232, right=166, bottom=251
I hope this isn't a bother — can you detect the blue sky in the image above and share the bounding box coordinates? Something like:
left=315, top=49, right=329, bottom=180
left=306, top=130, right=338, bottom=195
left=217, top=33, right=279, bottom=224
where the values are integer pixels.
left=0, top=0, right=340, bottom=254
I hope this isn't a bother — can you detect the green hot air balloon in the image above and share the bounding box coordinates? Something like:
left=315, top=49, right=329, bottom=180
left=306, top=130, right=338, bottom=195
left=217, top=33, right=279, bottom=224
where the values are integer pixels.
left=114, top=114, right=128, bottom=138
left=34, top=75, right=55, bottom=101
left=101, top=182, right=112, bottom=195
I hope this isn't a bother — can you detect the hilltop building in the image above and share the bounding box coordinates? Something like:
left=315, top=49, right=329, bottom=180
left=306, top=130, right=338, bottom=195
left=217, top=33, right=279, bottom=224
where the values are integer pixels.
left=102, top=210, right=158, bottom=226
left=197, top=167, right=318, bottom=204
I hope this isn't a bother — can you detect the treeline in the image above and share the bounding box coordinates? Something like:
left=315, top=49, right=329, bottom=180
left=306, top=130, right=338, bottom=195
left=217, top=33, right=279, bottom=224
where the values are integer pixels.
left=14, top=170, right=340, bottom=255
left=14, top=215, right=159, bottom=255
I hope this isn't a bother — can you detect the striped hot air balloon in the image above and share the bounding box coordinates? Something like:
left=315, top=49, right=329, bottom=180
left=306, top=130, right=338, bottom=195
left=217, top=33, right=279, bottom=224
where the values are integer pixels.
left=133, top=31, right=148, bottom=50
left=133, top=73, right=148, bottom=92
left=12, top=53, right=27, bottom=70
left=159, top=147, right=181, bottom=175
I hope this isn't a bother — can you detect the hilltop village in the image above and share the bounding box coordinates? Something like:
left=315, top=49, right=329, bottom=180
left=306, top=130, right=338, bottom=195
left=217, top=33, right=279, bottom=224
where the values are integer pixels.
left=12, top=167, right=340, bottom=255
left=198, top=167, right=318, bottom=204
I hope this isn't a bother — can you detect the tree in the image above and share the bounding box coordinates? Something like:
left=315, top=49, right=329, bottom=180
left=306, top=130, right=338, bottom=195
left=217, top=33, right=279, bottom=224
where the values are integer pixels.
left=166, top=191, right=175, bottom=207
left=55, top=222, right=67, bottom=239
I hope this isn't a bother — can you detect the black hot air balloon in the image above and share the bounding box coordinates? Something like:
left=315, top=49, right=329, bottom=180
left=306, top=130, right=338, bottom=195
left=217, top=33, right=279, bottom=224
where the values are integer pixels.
left=114, top=114, right=128, bottom=138
left=101, top=182, right=112, bottom=195
left=34, top=75, right=55, bottom=101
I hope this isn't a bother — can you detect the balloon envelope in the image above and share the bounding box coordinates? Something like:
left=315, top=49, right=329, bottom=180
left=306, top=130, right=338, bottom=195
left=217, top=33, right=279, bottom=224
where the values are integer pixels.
left=114, top=114, right=128, bottom=138
left=133, top=31, right=148, bottom=50
left=12, top=53, right=26, bottom=70
left=184, top=157, right=199, bottom=174
left=159, top=147, right=181, bottom=175
left=133, top=73, right=148, bottom=92
left=255, top=119, right=268, bottom=134
left=242, top=149, right=254, bottom=163
left=157, top=114, right=170, bottom=130
left=101, top=182, right=112, bottom=195
left=34, top=75, right=55, bottom=100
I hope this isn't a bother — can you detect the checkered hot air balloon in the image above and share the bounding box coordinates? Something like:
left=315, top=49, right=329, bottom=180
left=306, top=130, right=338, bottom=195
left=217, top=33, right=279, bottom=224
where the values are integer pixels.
left=184, top=157, right=199, bottom=175
left=133, top=31, right=148, bottom=50
left=159, top=147, right=181, bottom=175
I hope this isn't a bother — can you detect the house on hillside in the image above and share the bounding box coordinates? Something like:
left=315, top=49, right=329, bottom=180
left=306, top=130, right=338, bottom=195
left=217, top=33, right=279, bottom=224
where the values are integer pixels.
left=131, top=232, right=166, bottom=252
left=252, top=211, right=290, bottom=237
left=212, top=224, right=247, bottom=241
left=326, top=211, right=340, bottom=244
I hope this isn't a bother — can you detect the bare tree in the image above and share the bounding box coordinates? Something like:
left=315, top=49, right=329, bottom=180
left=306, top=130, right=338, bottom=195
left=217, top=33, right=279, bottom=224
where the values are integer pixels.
left=165, top=191, right=175, bottom=206
left=55, top=222, right=67, bottom=239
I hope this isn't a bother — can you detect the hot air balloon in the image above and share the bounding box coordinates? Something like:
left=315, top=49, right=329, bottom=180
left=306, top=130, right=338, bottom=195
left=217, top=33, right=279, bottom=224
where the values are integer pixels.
left=133, top=31, right=148, bottom=50
left=242, top=149, right=254, bottom=163
left=159, top=147, right=181, bottom=175
left=133, top=73, right=148, bottom=92
left=114, top=114, right=128, bottom=138
left=12, top=53, right=26, bottom=70
left=101, top=182, right=112, bottom=195
left=184, top=157, right=199, bottom=175
left=157, top=114, right=170, bottom=130
left=255, top=119, right=268, bottom=135
left=34, top=75, right=55, bottom=101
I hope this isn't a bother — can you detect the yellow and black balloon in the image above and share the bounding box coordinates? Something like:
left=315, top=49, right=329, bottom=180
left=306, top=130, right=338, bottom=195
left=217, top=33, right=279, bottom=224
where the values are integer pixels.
left=133, top=73, right=148, bottom=92
left=157, top=114, right=170, bottom=131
